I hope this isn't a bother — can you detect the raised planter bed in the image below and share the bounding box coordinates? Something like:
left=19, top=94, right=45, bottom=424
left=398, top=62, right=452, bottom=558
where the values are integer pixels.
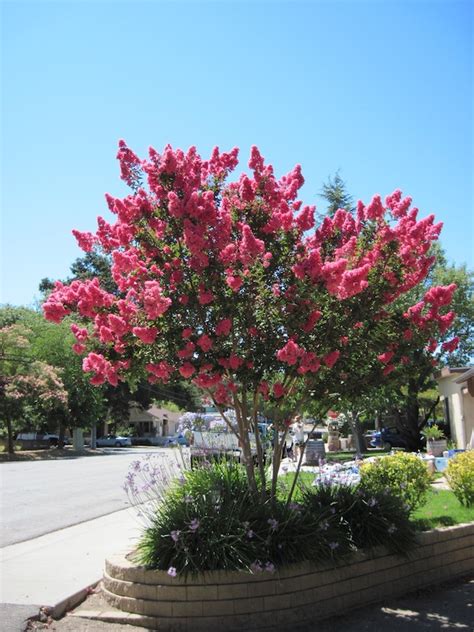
left=101, top=522, right=474, bottom=631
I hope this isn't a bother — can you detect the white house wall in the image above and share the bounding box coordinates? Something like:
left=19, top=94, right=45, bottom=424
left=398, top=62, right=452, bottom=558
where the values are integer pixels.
left=437, top=376, right=466, bottom=448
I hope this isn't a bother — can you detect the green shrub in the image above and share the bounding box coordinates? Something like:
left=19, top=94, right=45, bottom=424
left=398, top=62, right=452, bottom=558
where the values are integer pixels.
left=302, top=484, right=415, bottom=554
left=446, top=451, right=474, bottom=507
left=359, top=452, right=431, bottom=511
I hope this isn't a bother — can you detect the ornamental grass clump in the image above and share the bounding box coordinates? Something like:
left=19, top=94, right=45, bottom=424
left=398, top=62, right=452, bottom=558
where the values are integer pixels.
left=135, top=461, right=351, bottom=576
left=446, top=451, right=474, bottom=507
left=303, top=484, right=416, bottom=554
left=134, top=461, right=416, bottom=576
left=359, top=452, right=431, bottom=512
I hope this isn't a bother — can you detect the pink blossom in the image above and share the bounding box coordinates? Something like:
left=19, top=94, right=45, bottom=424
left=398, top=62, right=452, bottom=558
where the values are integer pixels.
left=215, top=319, right=232, bottom=336
left=197, top=334, right=213, bottom=352
left=146, top=362, right=173, bottom=383
left=179, top=363, right=196, bottom=378
left=273, top=382, right=285, bottom=398
left=43, top=300, right=69, bottom=323
left=132, top=326, right=158, bottom=344
left=228, top=354, right=243, bottom=370
left=441, top=337, right=459, bottom=353
left=72, top=230, right=96, bottom=252
left=276, top=340, right=303, bottom=366
left=383, top=364, right=395, bottom=376
left=143, top=281, right=172, bottom=319
left=301, top=309, right=322, bottom=333
left=424, top=284, right=456, bottom=307
left=226, top=275, right=243, bottom=292
left=198, top=288, right=214, bottom=305
left=323, top=350, right=340, bottom=368
left=181, top=328, right=193, bottom=339
left=108, top=314, right=128, bottom=337
left=377, top=351, right=394, bottom=364
left=177, top=341, right=195, bottom=359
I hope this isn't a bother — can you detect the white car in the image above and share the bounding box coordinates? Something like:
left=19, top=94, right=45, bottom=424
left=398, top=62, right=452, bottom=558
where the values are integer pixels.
left=96, top=435, right=132, bottom=448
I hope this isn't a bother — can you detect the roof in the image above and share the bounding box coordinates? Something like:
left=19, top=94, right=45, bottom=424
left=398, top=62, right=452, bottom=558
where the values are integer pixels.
left=435, top=366, right=472, bottom=380
left=455, top=367, right=474, bottom=384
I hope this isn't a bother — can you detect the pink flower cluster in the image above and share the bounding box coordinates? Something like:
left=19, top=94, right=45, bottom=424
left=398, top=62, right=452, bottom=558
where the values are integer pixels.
left=43, top=141, right=455, bottom=393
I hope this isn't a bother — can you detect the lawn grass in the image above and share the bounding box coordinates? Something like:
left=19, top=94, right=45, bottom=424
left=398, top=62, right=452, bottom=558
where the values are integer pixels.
left=325, top=451, right=383, bottom=462
left=411, top=488, right=474, bottom=531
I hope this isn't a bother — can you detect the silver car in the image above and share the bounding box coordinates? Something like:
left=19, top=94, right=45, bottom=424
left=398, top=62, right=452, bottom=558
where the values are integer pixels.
left=96, top=434, right=132, bottom=448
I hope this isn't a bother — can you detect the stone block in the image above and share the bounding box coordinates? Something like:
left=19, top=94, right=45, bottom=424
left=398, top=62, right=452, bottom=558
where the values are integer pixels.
left=186, top=584, right=218, bottom=600
left=263, top=593, right=292, bottom=611
left=199, top=599, right=234, bottom=617
left=155, top=584, right=188, bottom=601
left=217, top=582, right=249, bottom=600
left=171, top=600, right=203, bottom=617
left=291, top=587, right=314, bottom=608
left=233, top=596, right=264, bottom=614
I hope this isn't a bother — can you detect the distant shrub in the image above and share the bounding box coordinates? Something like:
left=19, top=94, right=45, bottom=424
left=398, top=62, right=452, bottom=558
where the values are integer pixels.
left=360, top=452, right=431, bottom=511
left=446, top=451, right=474, bottom=507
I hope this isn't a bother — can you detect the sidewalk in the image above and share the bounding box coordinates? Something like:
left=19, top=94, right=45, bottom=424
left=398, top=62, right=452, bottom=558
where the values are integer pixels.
left=0, top=507, right=142, bottom=630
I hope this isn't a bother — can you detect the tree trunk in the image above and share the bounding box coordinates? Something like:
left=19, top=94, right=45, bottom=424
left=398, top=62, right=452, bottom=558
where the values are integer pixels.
left=58, top=423, right=65, bottom=449
left=348, top=411, right=366, bottom=457
left=6, top=415, right=14, bottom=455
left=397, top=378, right=424, bottom=451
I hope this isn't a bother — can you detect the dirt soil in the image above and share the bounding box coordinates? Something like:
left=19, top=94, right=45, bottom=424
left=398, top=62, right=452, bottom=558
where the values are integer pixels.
left=0, top=447, right=106, bottom=462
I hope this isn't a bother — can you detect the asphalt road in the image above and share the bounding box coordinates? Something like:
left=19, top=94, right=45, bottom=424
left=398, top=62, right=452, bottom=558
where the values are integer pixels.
left=0, top=447, right=170, bottom=547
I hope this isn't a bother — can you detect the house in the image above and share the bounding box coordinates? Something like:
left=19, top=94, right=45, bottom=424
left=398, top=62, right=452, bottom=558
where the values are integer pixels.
left=436, top=366, right=474, bottom=449
left=128, top=403, right=182, bottom=438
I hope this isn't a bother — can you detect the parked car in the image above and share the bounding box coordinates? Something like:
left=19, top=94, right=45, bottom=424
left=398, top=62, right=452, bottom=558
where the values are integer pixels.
left=166, top=434, right=188, bottom=446
left=96, top=435, right=132, bottom=448
left=370, top=427, right=407, bottom=450
left=16, top=432, right=61, bottom=447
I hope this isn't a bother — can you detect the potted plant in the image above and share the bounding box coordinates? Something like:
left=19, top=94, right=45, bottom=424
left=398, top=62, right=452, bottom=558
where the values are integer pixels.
left=422, top=424, right=447, bottom=457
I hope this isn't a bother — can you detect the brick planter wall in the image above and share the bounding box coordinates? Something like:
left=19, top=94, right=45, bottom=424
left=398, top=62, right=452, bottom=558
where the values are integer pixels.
left=103, top=522, right=474, bottom=632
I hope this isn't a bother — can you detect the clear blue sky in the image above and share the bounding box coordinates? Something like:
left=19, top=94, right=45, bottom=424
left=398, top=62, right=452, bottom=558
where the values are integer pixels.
left=1, top=0, right=472, bottom=307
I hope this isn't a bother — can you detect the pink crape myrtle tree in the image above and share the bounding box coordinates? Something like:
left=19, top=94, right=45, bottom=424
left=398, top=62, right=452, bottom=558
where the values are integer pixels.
left=43, top=141, right=457, bottom=499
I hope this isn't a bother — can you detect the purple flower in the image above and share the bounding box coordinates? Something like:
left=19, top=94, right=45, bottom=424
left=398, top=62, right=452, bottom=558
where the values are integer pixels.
left=320, top=520, right=329, bottom=531
left=250, top=561, right=263, bottom=573
left=189, top=518, right=200, bottom=532
left=368, top=497, right=377, bottom=507
left=184, top=494, right=193, bottom=504
left=265, top=562, right=276, bottom=574
left=170, top=530, right=181, bottom=543
left=268, top=518, right=278, bottom=531
left=329, top=542, right=339, bottom=550
left=246, top=530, right=255, bottom=539
left=289, top=502, right=302, bottom=513
left=388, top=524, right=397, bottom=535
left=167, top=567, right=177, bottom=577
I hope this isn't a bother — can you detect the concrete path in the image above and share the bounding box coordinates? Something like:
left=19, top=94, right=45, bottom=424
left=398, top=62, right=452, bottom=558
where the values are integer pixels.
left=0, top=447, right=167, bottom=547
left=0, top=506, right=142, bottom=631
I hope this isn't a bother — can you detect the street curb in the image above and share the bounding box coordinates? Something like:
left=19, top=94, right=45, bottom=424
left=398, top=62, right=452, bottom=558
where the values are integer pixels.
left=25, top=581, right=101, bottom=629
left=51, top=581, right=100, bottom=619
